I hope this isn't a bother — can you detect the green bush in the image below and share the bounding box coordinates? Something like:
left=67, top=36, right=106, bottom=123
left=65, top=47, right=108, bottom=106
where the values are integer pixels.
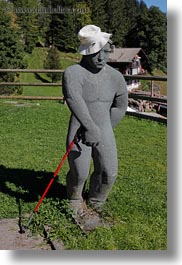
left=44, top=45, right=62, bottom=82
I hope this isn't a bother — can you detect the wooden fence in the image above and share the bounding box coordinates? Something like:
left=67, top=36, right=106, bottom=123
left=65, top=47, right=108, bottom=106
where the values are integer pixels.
left=0, top=68, right=167, bottom=102
left=0, top=69, right=167, bottom=123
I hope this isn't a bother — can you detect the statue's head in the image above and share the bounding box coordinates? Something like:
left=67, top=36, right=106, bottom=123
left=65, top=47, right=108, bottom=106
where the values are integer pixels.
left=78, top=25, right=114, bottom=71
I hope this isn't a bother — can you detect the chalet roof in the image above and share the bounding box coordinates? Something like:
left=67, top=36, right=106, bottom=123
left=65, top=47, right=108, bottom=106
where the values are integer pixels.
left=109, top=48, right=147, bottom=63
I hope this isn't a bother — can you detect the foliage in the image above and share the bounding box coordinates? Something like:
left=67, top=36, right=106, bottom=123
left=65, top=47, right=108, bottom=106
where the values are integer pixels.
left=0, top=0, right=26, bottom=95
left=90, top=0, right=108, bottom=32
left=44, top=45, right=62, bottom=82
left=0, top=100, right=167, bottom=249
left=147, top=6, right=167, bottom=70
left=5, top=0, right=166, bottom=70
left=10, top=0, right=51, bottom=53
left=106, top=0, right=126, bottom=47
left=10, top=0, right=38, bottom=53
left=45, top=0, right=92, bottom=52
left=125, top=1, right=167, bottom=71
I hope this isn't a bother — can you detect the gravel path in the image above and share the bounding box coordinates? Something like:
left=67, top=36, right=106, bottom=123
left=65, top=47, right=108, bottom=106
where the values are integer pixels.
left=0, top=218, right=51, bottom=250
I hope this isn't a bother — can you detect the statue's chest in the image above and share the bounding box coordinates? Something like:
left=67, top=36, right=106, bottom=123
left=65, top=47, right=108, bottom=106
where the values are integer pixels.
left=82, top=76, right=115, bottom=103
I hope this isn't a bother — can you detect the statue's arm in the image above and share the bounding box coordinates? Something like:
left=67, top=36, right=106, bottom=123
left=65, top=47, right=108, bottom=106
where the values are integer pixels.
left=110, top=75, right=128, bottom=128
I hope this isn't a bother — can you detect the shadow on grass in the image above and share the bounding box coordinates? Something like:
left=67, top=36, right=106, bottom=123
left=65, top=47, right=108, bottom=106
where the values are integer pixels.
left=0, top=165, right=67, bottom=203
left=34, top=73, right=51, bottom=83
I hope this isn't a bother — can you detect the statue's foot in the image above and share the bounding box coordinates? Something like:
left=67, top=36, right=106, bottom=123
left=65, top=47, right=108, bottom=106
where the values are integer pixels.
left=70, top=201, right=110, bottom=232
left=87, top=200, right=104, bottom=214
left=69, top=199, right=84, bottom=217
left=76, top=206, right=103, bottom=232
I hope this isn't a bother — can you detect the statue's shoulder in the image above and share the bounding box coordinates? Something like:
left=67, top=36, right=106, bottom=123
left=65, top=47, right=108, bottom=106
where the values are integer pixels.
left=64, top=64, right=83, bottom=76
left=106, top=64, right=124, bottom=79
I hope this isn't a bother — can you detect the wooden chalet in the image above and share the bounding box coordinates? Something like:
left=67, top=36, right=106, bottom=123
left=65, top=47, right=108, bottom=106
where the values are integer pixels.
left=108, top=48, right=148, bottom=91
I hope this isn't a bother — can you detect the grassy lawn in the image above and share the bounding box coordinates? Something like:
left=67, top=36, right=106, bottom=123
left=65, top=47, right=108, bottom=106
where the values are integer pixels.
left=0, top=99, right=167, bottom=250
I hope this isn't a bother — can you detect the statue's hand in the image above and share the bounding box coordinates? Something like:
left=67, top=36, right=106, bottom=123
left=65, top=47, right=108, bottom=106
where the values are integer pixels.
left=82, top=125, right=101, bottom=147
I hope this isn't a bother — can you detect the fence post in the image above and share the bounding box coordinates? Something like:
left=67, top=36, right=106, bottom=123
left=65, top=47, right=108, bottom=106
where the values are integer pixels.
left=150, top=80, right=154, bottom=97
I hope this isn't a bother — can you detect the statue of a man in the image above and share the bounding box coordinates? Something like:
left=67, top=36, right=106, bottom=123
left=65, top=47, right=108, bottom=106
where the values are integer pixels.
left=62, top=25, right=128, bottom=216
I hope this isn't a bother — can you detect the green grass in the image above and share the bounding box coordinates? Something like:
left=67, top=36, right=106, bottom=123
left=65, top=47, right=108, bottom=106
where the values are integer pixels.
left=140, top=68, right=167, bottom=96
left=152, top=68, right=167, bottom=95
left=20, top=48, right=79, bottom=97
left=0, top=99, right=167, bottom=250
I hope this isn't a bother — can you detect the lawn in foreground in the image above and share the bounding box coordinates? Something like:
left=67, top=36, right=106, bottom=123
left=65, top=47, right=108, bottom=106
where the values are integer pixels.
left=0, top=100, right=167, bottom=250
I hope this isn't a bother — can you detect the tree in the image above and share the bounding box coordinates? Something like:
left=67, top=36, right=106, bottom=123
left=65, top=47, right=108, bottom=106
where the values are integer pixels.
left=0, top=0, right=26, bottom=95
left=122, top=0, right=140, bottom=45
left=106, top=0, right=126, bottom=47
left=52, top=12, right=77, bottom=52
left=44, top=45, right=62, bottom=82
left=45, top=0, right=92, bottom=52
left=90, top=0, right=108, bottom=31
left=125, top=1, right=167, bottom=71
left=125, top=0, right=149, bottom=49
left=10, top=0, right=41, bottom=53
left=74, top=1, right=92, bottom=32
left=147, top=6, right=167, bottom=71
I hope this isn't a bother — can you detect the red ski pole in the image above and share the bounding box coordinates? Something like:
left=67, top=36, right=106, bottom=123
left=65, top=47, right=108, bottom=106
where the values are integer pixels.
left=23, top=130, right=82, bottom=231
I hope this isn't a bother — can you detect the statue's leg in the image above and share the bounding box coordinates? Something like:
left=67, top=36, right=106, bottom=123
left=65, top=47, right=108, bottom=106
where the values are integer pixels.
left=88, top=136, right=118, bottom=212
left=67, top=142, right=92, bottom=215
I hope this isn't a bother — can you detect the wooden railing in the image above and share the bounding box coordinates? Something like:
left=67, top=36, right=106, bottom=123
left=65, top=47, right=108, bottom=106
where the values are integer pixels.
left=0, top=69, right=167, bottom=123
left=0, top=69, right=167, bottom=103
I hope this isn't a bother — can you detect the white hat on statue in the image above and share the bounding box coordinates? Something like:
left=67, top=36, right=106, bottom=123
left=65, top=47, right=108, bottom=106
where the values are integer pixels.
left=78, top=25, right=112, bottom=55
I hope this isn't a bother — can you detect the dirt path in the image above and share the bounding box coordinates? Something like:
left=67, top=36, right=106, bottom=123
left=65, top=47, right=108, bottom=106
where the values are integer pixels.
left=0, top=218, right=51, bottom=250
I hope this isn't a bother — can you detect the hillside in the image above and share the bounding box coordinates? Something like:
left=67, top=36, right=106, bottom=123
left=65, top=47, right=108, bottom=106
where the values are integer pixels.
left=1, top=0, right=167, bottom=94
left=20, top=48, right=81, bottom=97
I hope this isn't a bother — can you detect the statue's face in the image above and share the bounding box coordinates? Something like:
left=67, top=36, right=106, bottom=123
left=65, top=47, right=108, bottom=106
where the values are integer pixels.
left=84, top=42, right=111, bottom=71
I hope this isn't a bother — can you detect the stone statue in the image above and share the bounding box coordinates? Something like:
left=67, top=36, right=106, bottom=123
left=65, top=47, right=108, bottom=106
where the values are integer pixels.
left=62, top=25, right=128, bottom=218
